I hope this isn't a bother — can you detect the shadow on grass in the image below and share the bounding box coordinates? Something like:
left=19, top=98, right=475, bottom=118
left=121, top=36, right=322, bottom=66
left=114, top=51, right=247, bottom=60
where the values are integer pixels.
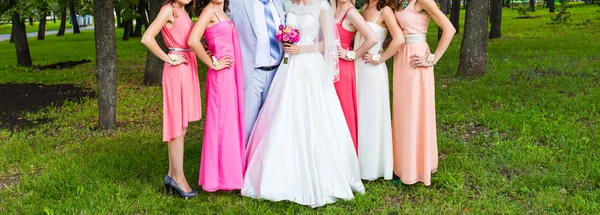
left=0, top=83, right=95, bottom=130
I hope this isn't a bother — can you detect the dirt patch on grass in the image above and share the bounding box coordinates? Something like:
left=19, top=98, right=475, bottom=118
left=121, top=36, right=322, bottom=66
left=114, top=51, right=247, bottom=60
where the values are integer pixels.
left=0, top=83, right=95, bottom=130
left=33, top=59, right=91, bottom=70
left=0, top=168, right=43, bottom=190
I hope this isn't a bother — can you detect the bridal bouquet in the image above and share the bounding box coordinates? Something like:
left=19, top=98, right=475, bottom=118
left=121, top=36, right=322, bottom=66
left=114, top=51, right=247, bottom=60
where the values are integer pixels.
left=276, top=25, right=300, bottom=64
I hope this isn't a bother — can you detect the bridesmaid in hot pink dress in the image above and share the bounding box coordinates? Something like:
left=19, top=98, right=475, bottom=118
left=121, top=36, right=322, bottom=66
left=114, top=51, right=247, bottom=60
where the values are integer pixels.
left=333, top=1, right=377, bottom=153
left=392, top=0, right=454, bottom=186
left=188, top=0, right=245, bottom=192
left=142, top=0, right=200, bottom=198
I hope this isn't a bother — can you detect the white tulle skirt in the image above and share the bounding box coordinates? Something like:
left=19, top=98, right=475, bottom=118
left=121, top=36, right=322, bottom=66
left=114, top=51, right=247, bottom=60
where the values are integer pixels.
left=241, top=52, right=365, bottom=208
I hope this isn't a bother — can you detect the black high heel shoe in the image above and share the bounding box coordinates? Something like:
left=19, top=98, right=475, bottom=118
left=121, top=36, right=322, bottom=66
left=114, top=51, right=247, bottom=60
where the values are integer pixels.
left=164, top=176, right=173, bottom=194
left=169, top=179, right=198, bottom=200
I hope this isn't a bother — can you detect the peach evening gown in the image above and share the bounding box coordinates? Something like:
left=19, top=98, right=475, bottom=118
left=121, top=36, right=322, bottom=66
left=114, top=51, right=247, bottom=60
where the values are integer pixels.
left=161, top=5, right=202, bottom=142
left=392, top=0, right=438, bottom=186
left=198, top=10, right=246, bottom=192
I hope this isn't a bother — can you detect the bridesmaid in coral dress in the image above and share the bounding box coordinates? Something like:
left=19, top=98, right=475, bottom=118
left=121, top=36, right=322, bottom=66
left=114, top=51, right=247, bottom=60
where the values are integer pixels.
left=332, top=0, right=377, bottom=153
left=392, top=0, right=454, bottom=186
left=188, top=0, right=245, bottom=192
left=141, top=0, right=201, bottom=198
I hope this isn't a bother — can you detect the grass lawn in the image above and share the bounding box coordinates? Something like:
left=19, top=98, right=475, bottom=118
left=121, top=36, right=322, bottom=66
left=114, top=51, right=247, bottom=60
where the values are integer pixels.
left=0, top=22, right=74, bottom=35
left=1, top=3, right=600, bottom=214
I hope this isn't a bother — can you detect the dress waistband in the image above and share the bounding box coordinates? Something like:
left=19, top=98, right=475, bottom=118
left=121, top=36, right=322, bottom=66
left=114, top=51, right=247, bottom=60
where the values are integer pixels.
left=168, top=47, right=192, bottom=52
left=405, top=34, right=427, bottom=44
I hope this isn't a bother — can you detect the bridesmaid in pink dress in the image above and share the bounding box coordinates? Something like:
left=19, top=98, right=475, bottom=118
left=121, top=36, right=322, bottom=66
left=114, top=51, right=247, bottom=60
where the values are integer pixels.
left=392, top=0, right=454, bottom=186
left=188, top=0, right=245, bottom=192
left=141, top=0, right=201, bottom=198
left=333, top=0, right=378, bottom=153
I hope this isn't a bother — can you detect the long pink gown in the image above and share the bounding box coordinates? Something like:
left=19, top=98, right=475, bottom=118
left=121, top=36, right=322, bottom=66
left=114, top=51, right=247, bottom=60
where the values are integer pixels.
left=334, top=9, right=358, bottom=153
left=198, top=12, right=245, bottom=192
left=161, top=6, right=202, bottom=142
left=392, top=0, right=438, bottom=186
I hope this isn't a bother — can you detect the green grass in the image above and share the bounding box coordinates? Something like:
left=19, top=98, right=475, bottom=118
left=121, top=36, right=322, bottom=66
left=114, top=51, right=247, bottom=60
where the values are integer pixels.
left=0, top=21, right=74, bottom=35
left=1, top=3, right=600, bottom=214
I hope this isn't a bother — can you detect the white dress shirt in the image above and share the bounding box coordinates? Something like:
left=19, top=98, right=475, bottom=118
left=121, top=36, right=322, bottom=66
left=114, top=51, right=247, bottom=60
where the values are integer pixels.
left=253, top=0, right=282, bottom=67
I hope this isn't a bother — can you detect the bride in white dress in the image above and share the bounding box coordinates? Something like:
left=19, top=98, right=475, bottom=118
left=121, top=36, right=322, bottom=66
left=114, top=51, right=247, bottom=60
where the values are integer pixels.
left=241, top=0, right=365, bottom=208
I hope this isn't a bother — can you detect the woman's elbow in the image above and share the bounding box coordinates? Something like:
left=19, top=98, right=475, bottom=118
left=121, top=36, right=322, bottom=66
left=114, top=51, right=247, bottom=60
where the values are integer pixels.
left=366, top=37, right=378, bottom=46
left=446, top=27, right=456, bottom=35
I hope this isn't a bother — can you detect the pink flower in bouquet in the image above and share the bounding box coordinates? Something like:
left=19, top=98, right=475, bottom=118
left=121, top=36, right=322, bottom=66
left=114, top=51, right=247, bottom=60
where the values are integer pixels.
left=277, top=25, right=301, bottom=64
left=289, top=30, right=298, bottom=39
left=276, top=30, right=283, bottom=41
left=282, top=34, right=290, bottom=43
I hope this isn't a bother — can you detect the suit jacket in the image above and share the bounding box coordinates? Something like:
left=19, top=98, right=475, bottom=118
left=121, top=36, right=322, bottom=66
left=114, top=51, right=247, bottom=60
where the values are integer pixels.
left=228, top=0, right=285, bottom=88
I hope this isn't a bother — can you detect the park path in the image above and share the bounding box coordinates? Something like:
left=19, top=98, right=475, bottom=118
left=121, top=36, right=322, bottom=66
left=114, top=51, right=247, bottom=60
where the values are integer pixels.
left=0, top=26, right=95, bottom=42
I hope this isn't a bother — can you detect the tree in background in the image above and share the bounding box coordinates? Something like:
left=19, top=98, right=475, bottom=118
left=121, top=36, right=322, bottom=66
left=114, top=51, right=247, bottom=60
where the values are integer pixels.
left=459, top=0, right=489, bottom=77
left=69, top=0, right=80, bottom=34
left=529, top=0, right=535, bottom=11
left=143, top=0, right=166, bottom=85
left=450, top=0, right=461, bottom=33
left=547, top=0, right=555, bottom=13
left=438, top=0, right=450, bottom=40
left=93, top=0, right=118, bottom=129
left=35, top=0, right=50, bottom=40
left=114, top=0, right=123, bottom=28
left=9, top=0, right=33, bottom=66
left=133, top=0, right=148, bottom=37
left=490, top=0, right=503, bottom=39
left=119, top=0, right=138, bottom=40
left=56, top=1, right=67, bottom=36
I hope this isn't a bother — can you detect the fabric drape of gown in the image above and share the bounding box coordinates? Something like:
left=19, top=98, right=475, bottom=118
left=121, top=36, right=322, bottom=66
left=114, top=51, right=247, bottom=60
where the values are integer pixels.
left=161, top=6, right=202, bottom=142
left=335, top=9, right=358, bottom=153
left=241, top=1, right=364, bottom=208
left=355, top=11, right=393, bottom=181
left=392, top=0, right=438, bottom=186
left=198, top=14, right=246, bottom=192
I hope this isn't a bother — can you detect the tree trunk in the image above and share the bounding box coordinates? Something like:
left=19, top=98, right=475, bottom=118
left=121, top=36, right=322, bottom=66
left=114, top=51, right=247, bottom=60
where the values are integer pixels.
left=529, top=0, right=535, bottom=11
left=9, top=25, right=15, bottom=43
left=548, top=0, right=555, bottom=13
left=53, top=12, right=56, bottom=23
left=504, top=0, right=510, bottom=7
left=115, top=6, right=123, bottom=28
left=144, top=0, right=167, bottom=85
left=93, top=0, right=118, bottom=129
left=29, top=17, right=34, bottom=25
left=122, top=20, right=132, bottom=40
left=57, top=7, right=67, bottom=36
left=12, top=11, right=33, bottom=67
left=133, top=0, right=148, bottom=37
left=458, top=0, right=489, bottom=77
left=69, top=1, right=80, bottom=33
left=450, top=0, right=461, bottom=34
left=490, top=0, right=502, bottom=39
left=438, top=0, right=449, bottom=40
left=38, top=13, right=47, bottom=40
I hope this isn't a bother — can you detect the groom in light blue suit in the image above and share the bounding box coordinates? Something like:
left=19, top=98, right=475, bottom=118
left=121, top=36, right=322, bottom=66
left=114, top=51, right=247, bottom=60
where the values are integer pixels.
left=228, top=0, right=285, bottom=144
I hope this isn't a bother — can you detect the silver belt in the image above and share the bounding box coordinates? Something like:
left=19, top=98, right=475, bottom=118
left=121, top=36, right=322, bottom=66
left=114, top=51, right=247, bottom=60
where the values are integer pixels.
left=405, top=34, right=427, bottom=44
left=168, top=47, right=192, bottom=52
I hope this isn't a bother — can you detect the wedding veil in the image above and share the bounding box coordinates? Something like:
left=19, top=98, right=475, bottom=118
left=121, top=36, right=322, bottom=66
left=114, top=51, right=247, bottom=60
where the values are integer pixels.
left=286, top=0, right=341, bottom=82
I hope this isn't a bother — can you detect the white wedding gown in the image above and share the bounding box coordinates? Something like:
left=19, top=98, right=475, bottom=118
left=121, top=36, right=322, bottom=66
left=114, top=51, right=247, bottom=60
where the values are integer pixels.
left=241, top=0, right=365, bottom=208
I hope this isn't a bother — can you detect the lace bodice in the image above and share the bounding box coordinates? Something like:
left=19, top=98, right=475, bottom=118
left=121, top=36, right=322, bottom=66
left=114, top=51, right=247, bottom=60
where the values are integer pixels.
left=284, top=1, right=322, bottom=46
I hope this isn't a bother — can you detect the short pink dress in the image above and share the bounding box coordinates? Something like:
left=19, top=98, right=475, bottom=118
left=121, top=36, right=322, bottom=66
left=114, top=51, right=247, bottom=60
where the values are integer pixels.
left=161, top=6, right=202, bottom=142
